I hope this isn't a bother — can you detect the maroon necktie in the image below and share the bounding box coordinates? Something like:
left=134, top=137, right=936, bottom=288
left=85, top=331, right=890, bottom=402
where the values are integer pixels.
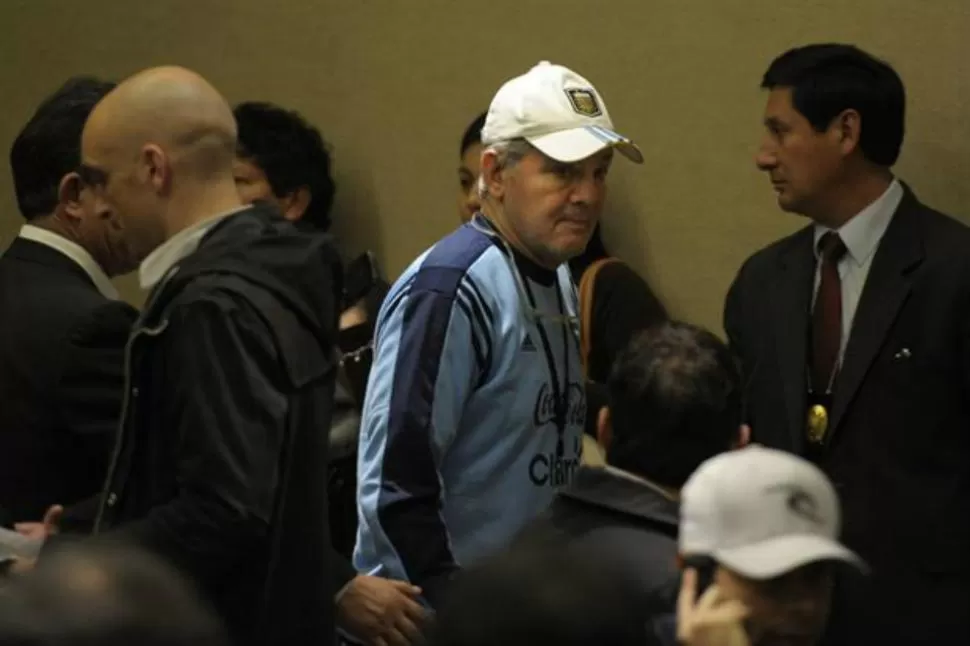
left=812, top=232, right=847, bottom=393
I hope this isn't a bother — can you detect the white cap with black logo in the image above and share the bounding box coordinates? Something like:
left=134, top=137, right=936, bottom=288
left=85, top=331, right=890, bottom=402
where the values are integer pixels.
left=481, top=61, right=643, bottom=164
left=680, top=445, right=866, bottom=580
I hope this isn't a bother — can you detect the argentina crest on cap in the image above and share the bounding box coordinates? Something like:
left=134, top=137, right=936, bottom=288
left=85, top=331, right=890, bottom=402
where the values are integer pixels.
left=565, top=88, right=601, bottom=117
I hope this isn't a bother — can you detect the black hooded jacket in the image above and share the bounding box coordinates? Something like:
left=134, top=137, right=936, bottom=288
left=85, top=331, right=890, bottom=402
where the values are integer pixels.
left=92, top=204, right=341, bottom=646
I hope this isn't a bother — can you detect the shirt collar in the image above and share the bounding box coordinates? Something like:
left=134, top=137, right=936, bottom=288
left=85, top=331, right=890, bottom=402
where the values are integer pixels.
left=138, top=206, right=247, bottom=290
left=813, top=178, right=903, bottom=265
left=18, top=224, right=118, bottom=300
left=560, top=465, right=680, bottom=527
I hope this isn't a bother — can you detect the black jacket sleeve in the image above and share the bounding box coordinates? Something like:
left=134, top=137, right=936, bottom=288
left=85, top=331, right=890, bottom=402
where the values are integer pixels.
left=55, top=300, right=137, bottom=531
left=108, top=294, right=287, bottom=586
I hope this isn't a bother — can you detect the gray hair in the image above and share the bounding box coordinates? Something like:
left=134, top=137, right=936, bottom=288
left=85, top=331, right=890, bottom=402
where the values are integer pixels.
left=476, top=138, right=534, bottom=200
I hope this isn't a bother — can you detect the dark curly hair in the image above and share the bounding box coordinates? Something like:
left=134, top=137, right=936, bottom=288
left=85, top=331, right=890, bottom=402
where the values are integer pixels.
left=233, top=101, right=335, bottom=231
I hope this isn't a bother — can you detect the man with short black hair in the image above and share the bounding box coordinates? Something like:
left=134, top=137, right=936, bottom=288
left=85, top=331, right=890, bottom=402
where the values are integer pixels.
left=519, top=321, right=747, bottom=619
left=231, top=102, right=387, bottom=414
left=726, top=43, right=970, bottom=642
left=0, top=77, right=137, bottom=532
left=232, top=101, right=335, bottom=231
left=232, top=100, right=421, bottom=646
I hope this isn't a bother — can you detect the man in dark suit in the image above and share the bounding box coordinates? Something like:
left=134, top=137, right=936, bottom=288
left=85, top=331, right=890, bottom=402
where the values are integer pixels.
left=0, top=78, right=138, bottom=531
left=725, top=43, right=970, bottom=643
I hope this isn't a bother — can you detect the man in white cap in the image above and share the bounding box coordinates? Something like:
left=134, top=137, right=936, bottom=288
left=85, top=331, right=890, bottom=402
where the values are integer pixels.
left=354, top=61, right=642, bottom=616
left=674, top=446, right=866, bottom=646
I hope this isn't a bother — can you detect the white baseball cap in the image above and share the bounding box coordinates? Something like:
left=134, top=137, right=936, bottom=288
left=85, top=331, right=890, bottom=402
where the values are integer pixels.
left=481, top=61, right=643, bottom=164
left=679, top=445, right=866, bottom=580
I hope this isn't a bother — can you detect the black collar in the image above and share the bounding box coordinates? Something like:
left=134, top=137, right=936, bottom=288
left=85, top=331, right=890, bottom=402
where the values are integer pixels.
left=509, top=245, right=557, bottom=287
left=560, top=466, right=679, bottom=529
left=471, top=214, right=558, bottom=287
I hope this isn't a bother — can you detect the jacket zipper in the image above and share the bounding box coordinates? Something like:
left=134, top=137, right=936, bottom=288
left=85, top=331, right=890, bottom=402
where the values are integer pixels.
left=92, top=320, right=169, bottom=533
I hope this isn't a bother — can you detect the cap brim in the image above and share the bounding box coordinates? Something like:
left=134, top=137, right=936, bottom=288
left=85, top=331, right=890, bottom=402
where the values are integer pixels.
left=714, top=534, right=868, bottom=580
left=526, top=125, right=643, bottom=164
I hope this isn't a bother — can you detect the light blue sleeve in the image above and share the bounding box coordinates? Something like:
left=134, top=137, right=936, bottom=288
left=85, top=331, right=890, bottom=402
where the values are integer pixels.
left=354, top=266, right=493, bottom=605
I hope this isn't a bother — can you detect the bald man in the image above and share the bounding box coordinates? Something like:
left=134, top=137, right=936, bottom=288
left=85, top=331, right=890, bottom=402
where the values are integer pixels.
left=67, top=66, right=341, bottom=646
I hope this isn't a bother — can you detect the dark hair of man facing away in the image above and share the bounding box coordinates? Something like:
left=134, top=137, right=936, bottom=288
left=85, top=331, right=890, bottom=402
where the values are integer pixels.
left=428, top=545, right=648, bottom=646
left=606, top=321, right=744, bottom=489
left=511, top=321, right=745, bottom=639
left=233, top=101, right=335, bottom=231
left=761, top=43, right=905, bottom=167
left=0, top=540, right=228, bottom=646
left=10, top=76, right=116, bottom=220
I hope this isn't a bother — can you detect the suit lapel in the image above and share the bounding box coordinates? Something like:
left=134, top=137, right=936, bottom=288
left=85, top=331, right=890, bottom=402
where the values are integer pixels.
left=829, top=191, right=924, bottom=436
left=771, top=228, right=816, bottom=449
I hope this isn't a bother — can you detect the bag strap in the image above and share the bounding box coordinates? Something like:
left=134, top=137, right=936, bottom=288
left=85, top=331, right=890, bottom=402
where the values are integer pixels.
left=577, top=257, right=622, bottom=378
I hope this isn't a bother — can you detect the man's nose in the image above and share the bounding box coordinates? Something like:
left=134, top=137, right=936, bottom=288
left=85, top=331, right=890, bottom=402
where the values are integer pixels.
left=755, top=139, right=777, bottom=171
left=569, top=172, right=603, bottom=204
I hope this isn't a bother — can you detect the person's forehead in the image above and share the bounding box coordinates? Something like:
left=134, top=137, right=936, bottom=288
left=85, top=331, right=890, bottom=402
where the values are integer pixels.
left=80, top=100, right=112, bottom=148
left=757, top=562, right=833, bottom=591
left=594, top=148, right=615, bottom=163
left=79, top=123, right=99, bottom=159
left=533, top=147, right=614, bottom=166
left=460, top=145, right=482, bottom=171
left=79, top=139, right=108, bottom=167
left=80, top=116, right=125, bottom=166
left=462, top=142, right=483, bottom=158
left=764, top=87, right=798, bottom=118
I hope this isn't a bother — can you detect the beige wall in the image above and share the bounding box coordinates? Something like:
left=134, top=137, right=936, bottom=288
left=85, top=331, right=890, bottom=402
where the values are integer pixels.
left=2, top=0, right=968, bottom=329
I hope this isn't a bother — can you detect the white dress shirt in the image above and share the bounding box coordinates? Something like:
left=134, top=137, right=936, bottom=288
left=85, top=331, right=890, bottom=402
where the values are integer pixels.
left=812, top=179, right=904, bottom=361
left=18, top=224, right=119, bottom=300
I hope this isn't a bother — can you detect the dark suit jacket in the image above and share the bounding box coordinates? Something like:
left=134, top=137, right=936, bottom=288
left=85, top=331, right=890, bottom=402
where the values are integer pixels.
left=0, top=237, right=135, bottom=529
left=724, top=187, right=970, bottom=643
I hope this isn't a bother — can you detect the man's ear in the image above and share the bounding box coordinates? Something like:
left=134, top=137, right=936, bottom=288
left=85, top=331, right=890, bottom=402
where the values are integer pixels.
left=480, top=149, right=505, bottom=201
left=143, top=144, right=170, bottom=193
left=57, top=172, right=84, bottom=222
left=735, top=423, right=752, bottom=449
left=596, top=406, right=612, bottom=451
left=279, top=186, right=311, bottom=222
left=835, top=109, right=862, bottom=156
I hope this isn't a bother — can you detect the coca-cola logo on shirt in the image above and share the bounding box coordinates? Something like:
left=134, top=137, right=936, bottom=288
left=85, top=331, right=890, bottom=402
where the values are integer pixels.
left=532, top=382, right=586, bottom=428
